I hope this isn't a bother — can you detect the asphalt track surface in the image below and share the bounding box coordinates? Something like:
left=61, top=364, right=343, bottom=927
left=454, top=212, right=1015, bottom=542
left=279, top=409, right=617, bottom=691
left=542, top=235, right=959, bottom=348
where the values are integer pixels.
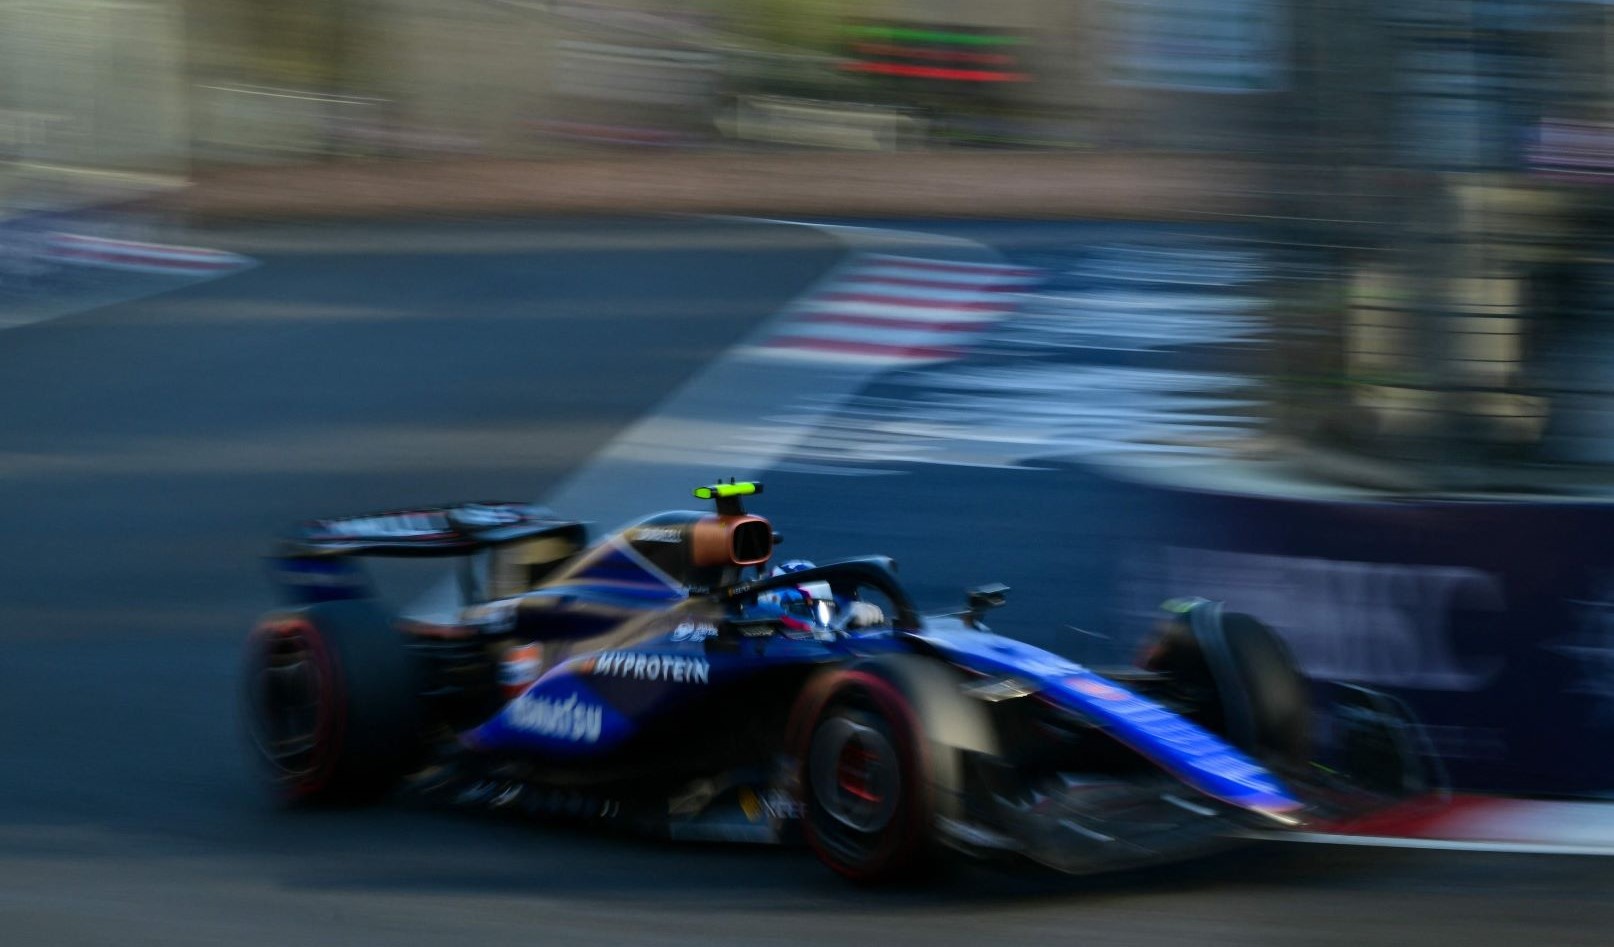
left=2, top=217, right=1612, bottom=946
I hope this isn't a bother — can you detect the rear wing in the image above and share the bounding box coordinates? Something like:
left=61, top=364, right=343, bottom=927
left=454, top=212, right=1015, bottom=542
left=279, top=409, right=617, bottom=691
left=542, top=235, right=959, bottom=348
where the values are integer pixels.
left=271, top=502, right=588, bottom=606
left=276, top=502, right=585, bottom=558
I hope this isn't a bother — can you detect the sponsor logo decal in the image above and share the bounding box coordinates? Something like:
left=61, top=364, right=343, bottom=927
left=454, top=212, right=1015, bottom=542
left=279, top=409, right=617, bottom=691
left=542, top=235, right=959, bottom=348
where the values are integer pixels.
left=762, top=789, right=803, bottom=820
left=451, top=503, right=529, bottom=527
left=739, top=787, right=763, bottom=822
left=633, top=526, right=683, bottom=543
left=1068, top=677, right=1129, bottom=701
left=739, top=786, right=803, bottom=822
left=506, top=692, right=603, bottom=742
left=314, top=512, right=451, bottom=538
left=499, top=642, right=543, bottom=697
left=589, top=651, right=710, bottom=684
left=670, top=620, right=719, bottom=642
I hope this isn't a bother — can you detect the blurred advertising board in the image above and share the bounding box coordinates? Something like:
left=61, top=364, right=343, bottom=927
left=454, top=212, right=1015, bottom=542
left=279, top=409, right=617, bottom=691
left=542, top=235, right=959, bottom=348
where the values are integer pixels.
left=1107, top=0, right=1283, bottom=93
left=1111, top=482, right=1614, bottom=795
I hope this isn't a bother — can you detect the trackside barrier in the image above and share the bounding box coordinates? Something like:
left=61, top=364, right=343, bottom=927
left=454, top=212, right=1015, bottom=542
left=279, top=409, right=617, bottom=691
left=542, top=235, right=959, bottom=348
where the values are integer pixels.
left=1311, top=794, right=1614, bottom=853
left=1105, top=479, right=1614, bottom=796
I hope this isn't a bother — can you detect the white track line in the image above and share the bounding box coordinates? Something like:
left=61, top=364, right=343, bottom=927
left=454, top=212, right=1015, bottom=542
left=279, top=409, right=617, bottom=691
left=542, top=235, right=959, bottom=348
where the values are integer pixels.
left=46, top=232, right=254, bottom=274
left=1253, top=832, right=1614, bottom=857
left=541, top=221, right=1012, bottom=516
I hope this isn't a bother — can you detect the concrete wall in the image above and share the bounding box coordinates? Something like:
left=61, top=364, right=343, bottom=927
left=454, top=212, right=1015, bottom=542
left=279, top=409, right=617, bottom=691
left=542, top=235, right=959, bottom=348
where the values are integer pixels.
left=0, top=0, right=187, bottom=173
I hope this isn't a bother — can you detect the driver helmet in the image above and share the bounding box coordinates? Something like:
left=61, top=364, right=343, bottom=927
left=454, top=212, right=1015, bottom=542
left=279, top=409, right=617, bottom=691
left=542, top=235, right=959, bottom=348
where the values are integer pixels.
left=772, top=559, right=816, bottom=577
left=763, top=559, right=834, bottom=624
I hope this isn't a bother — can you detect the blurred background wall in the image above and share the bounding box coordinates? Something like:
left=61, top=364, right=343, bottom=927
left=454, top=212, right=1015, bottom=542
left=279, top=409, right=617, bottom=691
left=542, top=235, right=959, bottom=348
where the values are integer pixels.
left=0, top=0, right=188, bottom=172
left=0, top=0, right=1308, bottom=168
left=10, top=0, right=1614, bottom=487
left=10, top=1, right=1611, bottom=167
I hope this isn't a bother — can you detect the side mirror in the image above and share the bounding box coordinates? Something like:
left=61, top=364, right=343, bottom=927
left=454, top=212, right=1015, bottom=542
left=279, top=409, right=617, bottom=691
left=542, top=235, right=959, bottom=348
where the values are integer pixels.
left=965, top=583, right=1009, bottom=628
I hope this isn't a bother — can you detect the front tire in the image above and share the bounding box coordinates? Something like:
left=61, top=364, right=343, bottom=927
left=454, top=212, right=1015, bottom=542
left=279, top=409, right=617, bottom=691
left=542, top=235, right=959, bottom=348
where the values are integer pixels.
left=243, top=600, right=424, bottom=805
left=1143, top=606, right=1312, bottom=768
left=790, top=656, right=996, bottom=883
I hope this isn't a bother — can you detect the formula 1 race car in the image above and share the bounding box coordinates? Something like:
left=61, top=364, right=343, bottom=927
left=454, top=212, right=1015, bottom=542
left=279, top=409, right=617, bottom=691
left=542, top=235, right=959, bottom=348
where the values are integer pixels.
left=242, top=482, right=1430, bottom=882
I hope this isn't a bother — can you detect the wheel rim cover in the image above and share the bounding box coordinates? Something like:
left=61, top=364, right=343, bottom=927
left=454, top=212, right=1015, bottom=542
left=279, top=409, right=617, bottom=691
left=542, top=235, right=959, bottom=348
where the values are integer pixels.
left=810, top=716, right=901, bottom=833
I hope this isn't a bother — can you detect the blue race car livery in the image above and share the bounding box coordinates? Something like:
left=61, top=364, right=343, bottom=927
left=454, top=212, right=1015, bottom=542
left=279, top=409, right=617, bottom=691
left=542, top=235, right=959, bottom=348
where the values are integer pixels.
left=243, top=482, right=1428, bottom=882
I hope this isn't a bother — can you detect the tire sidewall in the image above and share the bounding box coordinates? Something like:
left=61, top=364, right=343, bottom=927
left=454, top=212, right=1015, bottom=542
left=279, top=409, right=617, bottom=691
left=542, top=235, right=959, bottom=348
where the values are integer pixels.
left=242, top=601, right=420, bottom=805
left=1143, top=609, right=1313, bottom=768
left=243, top=614, right=347, bottom=802
left=1220, top=614, right=1312, bottom=766
left=792, top=669, right=933, bottom=883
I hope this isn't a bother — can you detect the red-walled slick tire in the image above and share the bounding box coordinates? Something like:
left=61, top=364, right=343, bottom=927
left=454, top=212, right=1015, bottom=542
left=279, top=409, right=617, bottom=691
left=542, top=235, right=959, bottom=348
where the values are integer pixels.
left=790, top=655, right=998, bottom=883
left=242, top=600, right=424, bottom=805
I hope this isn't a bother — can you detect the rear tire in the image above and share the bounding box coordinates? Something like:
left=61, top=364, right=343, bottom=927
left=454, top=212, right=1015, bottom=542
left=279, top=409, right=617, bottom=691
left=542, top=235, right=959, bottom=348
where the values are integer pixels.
left=243, top=600, right=424, bottom=805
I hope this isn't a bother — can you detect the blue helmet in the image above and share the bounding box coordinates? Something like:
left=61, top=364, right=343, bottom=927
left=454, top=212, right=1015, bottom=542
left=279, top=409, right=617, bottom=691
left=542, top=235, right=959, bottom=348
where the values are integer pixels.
left=772, top=559, right=816, bottom=577
left=762, top=560, right=831, bottom=625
